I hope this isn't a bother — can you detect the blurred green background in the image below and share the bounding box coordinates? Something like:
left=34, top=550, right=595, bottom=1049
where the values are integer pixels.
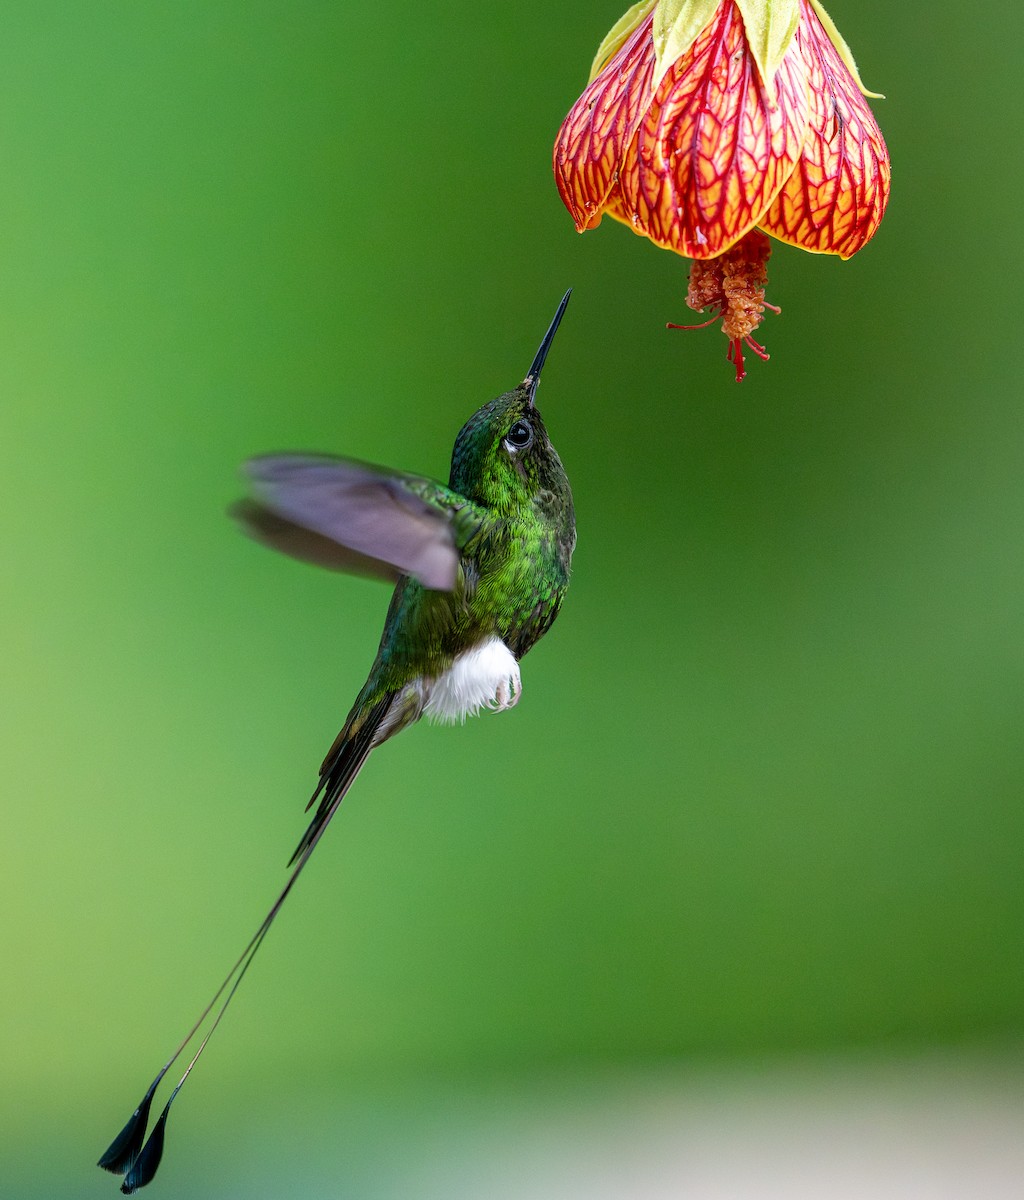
left=2, top=2, right=1022, bottom=1196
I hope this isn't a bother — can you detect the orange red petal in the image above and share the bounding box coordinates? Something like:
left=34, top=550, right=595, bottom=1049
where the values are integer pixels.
left=758, top=0, right=890, bottom=257
left=618, top=1, right=810, bottom=259
left=553, top=14, right=656, bottom=233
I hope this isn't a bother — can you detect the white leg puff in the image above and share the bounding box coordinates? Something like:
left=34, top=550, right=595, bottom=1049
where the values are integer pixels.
left=425, top=637, right=523, bottom=724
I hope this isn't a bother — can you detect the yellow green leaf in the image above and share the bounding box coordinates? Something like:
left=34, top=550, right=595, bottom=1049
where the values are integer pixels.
left=650, top=0, right=721, bottom=92
left=588, top=0, right=659, bottom=82
left=734, top=0, right=801, bottom=88
left=807, top=0, right=884, bottom=97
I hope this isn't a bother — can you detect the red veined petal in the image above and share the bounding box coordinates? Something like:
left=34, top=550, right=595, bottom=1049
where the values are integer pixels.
left=600, top=185, right=631, bottom=225
left=619, top=1, right=810, bottom=259
left=758, top=0, right=890, bottom=257
left=553, top=14, right=656, bottom=232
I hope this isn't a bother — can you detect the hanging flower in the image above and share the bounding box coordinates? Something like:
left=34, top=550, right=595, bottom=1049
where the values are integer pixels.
left=553, top=0, right=890, bottom=380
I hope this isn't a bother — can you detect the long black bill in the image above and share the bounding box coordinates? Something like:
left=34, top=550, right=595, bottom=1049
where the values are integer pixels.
left=524, top=288, right=572, bottom=407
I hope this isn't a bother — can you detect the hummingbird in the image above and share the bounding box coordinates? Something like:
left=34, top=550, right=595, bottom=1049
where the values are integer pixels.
left=97, top=290, right=576, bottom=1193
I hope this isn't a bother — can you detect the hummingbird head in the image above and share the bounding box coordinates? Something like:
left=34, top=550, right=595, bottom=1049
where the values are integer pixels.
left=449, top=291, right=574, bottom=522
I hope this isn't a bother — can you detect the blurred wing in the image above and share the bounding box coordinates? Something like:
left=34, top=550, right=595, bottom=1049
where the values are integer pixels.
left=230, top=499, right=406, bottom=583
left=235, top=454, right=487, bottom=592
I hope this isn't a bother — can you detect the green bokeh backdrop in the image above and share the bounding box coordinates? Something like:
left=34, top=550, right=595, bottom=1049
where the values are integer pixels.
left=2, top=2, right=1022, bottom=1196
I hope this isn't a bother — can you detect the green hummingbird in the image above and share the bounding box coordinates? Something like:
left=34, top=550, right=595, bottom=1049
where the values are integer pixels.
left=97, top=290, right=576, bottom=1193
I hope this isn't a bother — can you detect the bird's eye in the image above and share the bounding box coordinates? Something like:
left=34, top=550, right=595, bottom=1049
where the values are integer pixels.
left=504, top=420, right=533, bottom=452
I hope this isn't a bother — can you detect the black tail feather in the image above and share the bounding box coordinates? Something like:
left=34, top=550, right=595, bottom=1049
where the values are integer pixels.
left=120, top=1101, right=170, bottom=1194
left=97, top=1076, right=162, bottom=1175
left=98, top=692, right=396, bottom=1192
left=288, top=694, right=394, bottom=866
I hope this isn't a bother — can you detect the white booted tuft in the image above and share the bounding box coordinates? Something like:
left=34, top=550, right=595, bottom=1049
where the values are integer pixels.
left=424, top=637, right=522, bottom=724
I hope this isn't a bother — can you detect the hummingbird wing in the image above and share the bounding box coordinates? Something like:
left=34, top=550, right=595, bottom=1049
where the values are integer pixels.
left=234, top=454, right=488, bottom=591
